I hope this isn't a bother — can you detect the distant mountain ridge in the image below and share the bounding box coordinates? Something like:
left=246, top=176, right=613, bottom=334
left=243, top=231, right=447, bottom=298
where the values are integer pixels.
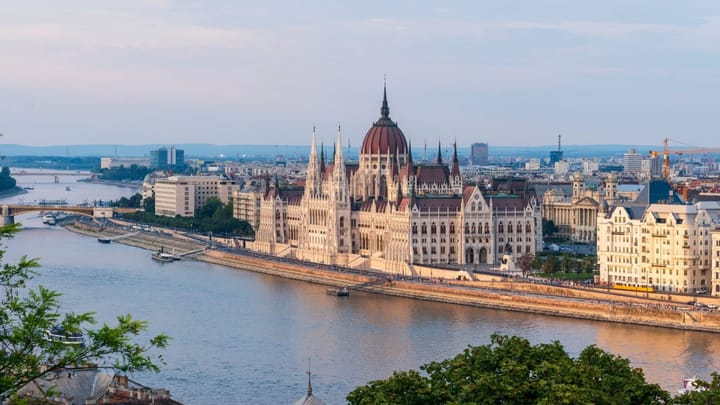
left=0, top=143, right=656, bottom=160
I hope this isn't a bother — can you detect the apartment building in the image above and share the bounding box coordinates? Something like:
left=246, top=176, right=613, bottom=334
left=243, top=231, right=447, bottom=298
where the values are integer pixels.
left=154, top=175, right=238, bottom=217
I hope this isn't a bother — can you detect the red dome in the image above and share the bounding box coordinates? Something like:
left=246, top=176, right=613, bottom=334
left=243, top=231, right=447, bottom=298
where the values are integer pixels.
left=360, top=87, right=408, bottom=155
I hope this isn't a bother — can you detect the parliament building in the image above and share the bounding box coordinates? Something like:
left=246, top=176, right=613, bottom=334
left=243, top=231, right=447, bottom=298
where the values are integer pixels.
left=252, top=88, right=542, bottom=274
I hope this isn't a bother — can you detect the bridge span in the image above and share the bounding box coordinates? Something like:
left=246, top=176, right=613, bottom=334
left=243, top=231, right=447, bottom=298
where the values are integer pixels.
left=0, top=204, right=138, bottom=225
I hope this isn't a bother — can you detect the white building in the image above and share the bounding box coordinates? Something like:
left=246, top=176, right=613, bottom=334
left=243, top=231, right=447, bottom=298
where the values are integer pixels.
left=154, top=175, right=238, bottom=217
left=582, top=159, right=599, bottom=176
left=100, top=157, right=151, bottom=170
left=554, top=160, right=569, bottom=176
left=623, top=148, right=643, bottom=175
left=597, top=181, right=718, bottom=293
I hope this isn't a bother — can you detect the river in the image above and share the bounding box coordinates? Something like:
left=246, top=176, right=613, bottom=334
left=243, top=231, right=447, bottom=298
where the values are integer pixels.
left=2, top=170, right=719, bottom=404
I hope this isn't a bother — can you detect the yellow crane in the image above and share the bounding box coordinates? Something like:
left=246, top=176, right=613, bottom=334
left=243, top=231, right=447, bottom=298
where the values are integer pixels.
left=649, top=138, right=720, bottom=181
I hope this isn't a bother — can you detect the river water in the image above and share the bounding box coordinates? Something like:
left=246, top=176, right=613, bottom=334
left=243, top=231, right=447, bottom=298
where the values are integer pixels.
left=2, top=170, right=719, bottom=404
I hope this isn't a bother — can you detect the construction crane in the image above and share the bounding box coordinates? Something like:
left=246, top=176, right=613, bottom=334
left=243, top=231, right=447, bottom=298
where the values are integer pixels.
left=649, top=137, right=720, bottom=181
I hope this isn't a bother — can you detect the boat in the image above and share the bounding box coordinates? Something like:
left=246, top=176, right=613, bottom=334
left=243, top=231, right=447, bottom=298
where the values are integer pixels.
left=152, top=247, right=180, bottom=262
left=678, top=377, right=706, bottom=395
left=23, top=185, right=35, bottom=190
left=65, top=186, right=71, bottom=191
left=327, top=287, right=350, bottom=297
left=151, top=252, right=175, bottom=263
left=44, top=326, right=84, bottom=346
left=42, top=214, right=57, bottom=225
left=97, top=238, right=111, bottom=244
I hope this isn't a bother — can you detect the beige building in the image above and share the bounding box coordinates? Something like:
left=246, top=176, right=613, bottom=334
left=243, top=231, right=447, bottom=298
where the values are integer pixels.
left=541, top=174, right=616, bottom=243
left=154, top=175, right=238, bottom=217
left=252, top=88, right=542, bottom=274
left=712, top=229, right=720, bottom=296
left=233, top=185, right=263, bottom=230
left=597, top=183, right=719, bottom=293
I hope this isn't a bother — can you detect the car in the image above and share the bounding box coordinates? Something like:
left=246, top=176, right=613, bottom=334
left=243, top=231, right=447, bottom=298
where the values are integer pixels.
left=694, top=302, right=708, bottom=308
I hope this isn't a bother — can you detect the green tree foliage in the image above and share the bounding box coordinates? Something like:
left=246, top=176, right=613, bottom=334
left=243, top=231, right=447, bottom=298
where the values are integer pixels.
left=542, top=218, right=557, bottom=237
left=0, top=224, right=169, bottom=400
left=347, top=334, right=671, bottom=405
left=143, top=196, right=155, bottom=214
left=542, top=254, right=560, bottom=273
left=98, top=164, right=149, bottom=181
left=124, top=198, right=253, bottom=237
left=111, top=193, right=143, bottom=208
left=0, top=167, right=17, bottom=191
left=674, top=372, right=720, bottom=404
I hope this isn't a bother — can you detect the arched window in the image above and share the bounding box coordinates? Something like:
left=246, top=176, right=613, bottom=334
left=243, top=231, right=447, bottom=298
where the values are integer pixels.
left=484, top=223, right=489, bottom=234
left=440, top=223, right=446, bottom=234
left=499, top=222, right=504, bottom=233
left=339, top=217, right=345, bottom=228
left=422, top=223, right=427, bottom=234
left=508, top=223, right=513, bottom=233
left=526, top=221, right=532, bottom=233
left=471, top=223, right=476, bottom=233
left=412, top=223, right=418, bottom=234
left=471, top=203, right=476, bottom=211
left=450, top=223, right=455, bottom=234
left=431, top=223, right=437, bottom=234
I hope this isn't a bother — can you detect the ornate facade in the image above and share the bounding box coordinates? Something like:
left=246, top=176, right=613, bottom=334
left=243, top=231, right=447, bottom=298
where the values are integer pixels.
left=252, top=88, right=542, bottom=273
left=541, top=174, right=618, bottom=243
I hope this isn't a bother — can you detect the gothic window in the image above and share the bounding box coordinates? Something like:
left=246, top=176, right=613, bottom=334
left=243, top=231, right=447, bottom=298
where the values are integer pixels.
left=518, top=222, right=522, bottom=234
left=526, top=221, right=531, bottom=233
left=450, top=246, right=455, bottom=254
left=508, top=223, right=513, bottom=233
left=465, top=222, right=470, bottom=234
left=450, top=223, right=455, bottom=234
left=440, top=223, right=446, bottom=234
left=431, top=223, right=437, bottom=234
left=412, top=223, right=418, bottom=234
left=471, top=223, right=476, bottom=233
left=484, top=223, right=489, bottom=234
left=339, top=217, right=345, bottom=228
left=422, top=223, right=427, bottom=234
left=499, top=222, right=504, bottom=233
left=471, top=203, right=476, bottom=211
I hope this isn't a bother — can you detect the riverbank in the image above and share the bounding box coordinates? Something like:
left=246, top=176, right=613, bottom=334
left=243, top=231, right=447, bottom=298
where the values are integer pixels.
left=65, top=220, right=720, bottom=333
left=0, top=186, right=27, bottom=199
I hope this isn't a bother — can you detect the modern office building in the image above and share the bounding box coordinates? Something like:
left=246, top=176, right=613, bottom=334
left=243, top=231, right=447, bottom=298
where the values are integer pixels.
left=623, top=148, right=643, bottom=175
left=470, top=142, right=489, bottom=166
left=150, top=146, right=185, bottom=170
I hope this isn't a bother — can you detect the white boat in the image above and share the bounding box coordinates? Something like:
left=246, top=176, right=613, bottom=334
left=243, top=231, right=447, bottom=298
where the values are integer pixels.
left=44, top=326, right=84, bottom=345
left=42, top=214, right=57, bottom=225
left=678, top=376, right=706, bottom=395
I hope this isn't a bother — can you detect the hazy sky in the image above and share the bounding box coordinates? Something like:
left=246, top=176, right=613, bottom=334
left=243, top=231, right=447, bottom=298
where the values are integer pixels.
left=1, top=1, right=719, bottom=148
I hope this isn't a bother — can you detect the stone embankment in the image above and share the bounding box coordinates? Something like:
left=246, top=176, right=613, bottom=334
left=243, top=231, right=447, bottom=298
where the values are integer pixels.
left=67, top=221, right=720, bottom=333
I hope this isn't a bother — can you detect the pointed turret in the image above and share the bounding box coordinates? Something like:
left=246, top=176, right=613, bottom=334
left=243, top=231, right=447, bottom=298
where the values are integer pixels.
left=305, top=126, right=321, bottom=197
left=436, top=141, right=443, bottom=164
left=381, top=82, right=390, bottom=119
left=319, top=142, right=326, bottom=176
left=451, top=142, right=460, bottom=177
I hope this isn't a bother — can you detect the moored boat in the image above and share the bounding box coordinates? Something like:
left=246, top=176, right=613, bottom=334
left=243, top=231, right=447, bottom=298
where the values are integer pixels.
left=327, top=287, right=350, bottom=297
left=44, top=326, right=84, bottom=346
left=678, top=376, right=706, bottom=395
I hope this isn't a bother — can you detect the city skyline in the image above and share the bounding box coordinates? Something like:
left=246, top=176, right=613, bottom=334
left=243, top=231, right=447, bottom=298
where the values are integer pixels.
left=2, top=1, right=719, bottom=148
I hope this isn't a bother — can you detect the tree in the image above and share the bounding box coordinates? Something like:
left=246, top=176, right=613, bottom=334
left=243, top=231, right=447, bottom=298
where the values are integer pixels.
left=347, top=334, right=671, bottom=404
left=542, top=218, right=557, bottom=237
left=0, top=223, right=169, bottom=400
left=143, top=196, right=155, bottom=214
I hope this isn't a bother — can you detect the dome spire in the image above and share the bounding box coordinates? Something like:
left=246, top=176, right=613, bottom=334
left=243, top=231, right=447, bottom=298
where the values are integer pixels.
left=381, top=77, right=390, bottom=119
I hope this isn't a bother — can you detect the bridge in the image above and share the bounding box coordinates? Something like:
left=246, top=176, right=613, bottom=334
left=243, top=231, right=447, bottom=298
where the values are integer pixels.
left=11, top=171, right=92, bottom=176
left=0, top=204, right=138, bottom=225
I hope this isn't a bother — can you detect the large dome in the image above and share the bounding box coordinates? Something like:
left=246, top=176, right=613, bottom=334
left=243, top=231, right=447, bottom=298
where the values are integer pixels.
left=360, top=87, right=408, bottom=155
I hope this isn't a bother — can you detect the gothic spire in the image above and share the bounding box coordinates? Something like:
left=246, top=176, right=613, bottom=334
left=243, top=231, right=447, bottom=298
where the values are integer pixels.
left=436, top=141, right=443, bottom=164
left=381, top=81, right=390, bottom=119
left=451, top=141, right=460, bottom=177
left=320, top=142, right=326, bottom=175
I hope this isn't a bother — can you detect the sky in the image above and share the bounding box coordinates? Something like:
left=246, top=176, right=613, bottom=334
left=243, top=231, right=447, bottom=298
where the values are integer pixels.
left=1, top=1, right=719, bottom=149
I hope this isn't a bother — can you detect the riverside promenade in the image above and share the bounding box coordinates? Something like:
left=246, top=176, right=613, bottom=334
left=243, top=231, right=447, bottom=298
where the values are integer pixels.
left=67, top=220, right=720, bottom=334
